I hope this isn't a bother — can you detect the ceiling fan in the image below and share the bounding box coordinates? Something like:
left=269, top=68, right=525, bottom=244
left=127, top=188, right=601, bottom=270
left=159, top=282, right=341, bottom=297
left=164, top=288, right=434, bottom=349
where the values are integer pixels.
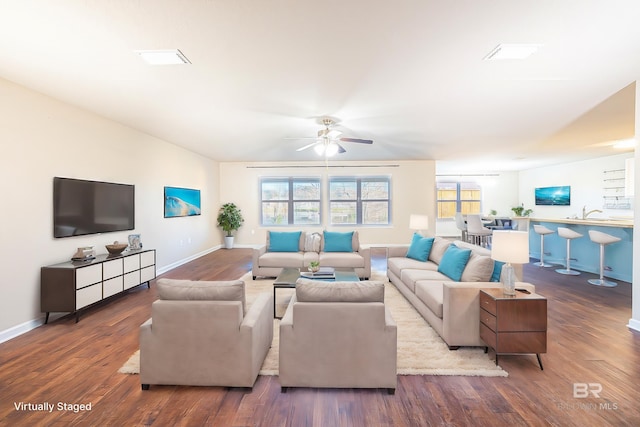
left=293, top=118, right=373, bottom=157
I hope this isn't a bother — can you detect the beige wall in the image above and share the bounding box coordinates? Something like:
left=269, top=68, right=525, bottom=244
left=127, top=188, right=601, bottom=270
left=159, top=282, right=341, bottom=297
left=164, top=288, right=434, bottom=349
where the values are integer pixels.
left=0, top=77, right=220, bottom=335
left=219, top=160, right=436, bottom=246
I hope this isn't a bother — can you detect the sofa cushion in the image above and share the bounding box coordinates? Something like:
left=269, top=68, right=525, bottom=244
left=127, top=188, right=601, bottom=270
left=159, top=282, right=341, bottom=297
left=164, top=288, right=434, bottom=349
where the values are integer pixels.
left=414, top=281, right=444, bottom=319
left=387, top=256, right=437, bottom=279
left=323, top=231, right=354, bottom=252
left=319, top=252, right=365, bottom=268
left=268, top=231, right=302, bottom=252
left=400, top=269, right=450, bottom=293
left=304, top=232, right=322, bottom=252
left=295, top=279, right=384, bottom=302
left=490, top=260, right=504, bottom=282
left=428, top=237, right=451, bottom=264
left=460, top=253, right=494, bottom=282
left=406, top=233, right=434, bottom=262
left=437, top=244, right=472, bottom=281
left=156, top=278, right=246, bottom=312
left=259, top=252, right=305, bottom=268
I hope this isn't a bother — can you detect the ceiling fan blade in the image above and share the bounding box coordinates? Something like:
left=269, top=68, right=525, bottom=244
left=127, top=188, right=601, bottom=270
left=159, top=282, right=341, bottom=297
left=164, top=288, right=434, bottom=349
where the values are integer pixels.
left=296, top=141, right=320, bottom=151
left=340, top=137, right=373, bottom=144
left=337, top=143, right=347, bottom=154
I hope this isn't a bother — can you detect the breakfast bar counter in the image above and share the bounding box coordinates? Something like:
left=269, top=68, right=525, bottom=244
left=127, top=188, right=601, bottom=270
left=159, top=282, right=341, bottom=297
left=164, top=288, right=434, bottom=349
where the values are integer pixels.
left=527, top=217, right=633, bottom=283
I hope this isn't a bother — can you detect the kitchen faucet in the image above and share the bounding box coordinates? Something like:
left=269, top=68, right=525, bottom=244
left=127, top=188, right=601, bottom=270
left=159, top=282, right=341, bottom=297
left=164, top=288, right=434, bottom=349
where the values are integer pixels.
left=582, top=205, right=603, bottom=219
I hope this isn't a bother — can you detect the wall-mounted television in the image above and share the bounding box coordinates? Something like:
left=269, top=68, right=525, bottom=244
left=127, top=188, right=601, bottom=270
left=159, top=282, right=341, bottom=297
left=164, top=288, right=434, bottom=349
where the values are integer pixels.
left=53, top=177, right=135, bottom=238
left=535, top=185, right=571, bottom=206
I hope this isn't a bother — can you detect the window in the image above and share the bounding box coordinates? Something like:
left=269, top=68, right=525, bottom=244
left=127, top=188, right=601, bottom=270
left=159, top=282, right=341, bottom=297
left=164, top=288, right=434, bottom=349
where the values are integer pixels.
left=260, top=177, right=321, bottom=225
left=436, top=181, right=482, bottom=219
left=329, top=176, right=390, bottom=225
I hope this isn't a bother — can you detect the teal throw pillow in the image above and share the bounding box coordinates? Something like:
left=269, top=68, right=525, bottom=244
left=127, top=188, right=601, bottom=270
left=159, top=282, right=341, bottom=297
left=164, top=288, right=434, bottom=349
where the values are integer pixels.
left=490, top=260, right=505, bottom=282
left=323, top=231, right=354, bottom=252
left=406, top=233, right=434, bottom=262
left=437, top=244, right=472, bottom=281
left=268, top=231, right=301, bottom=252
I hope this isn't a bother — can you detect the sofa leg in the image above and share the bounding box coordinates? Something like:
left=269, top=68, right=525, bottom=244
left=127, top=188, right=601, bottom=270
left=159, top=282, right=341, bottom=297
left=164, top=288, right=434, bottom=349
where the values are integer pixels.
left=253, top=276, right=257, bottom=280
left=141, top=384, right=149, bottom=390
left=448, top=345, right=460, bottom=351
left=387, top=388, right=395, bottom=395
left=281, top=387, right=288, bottom=393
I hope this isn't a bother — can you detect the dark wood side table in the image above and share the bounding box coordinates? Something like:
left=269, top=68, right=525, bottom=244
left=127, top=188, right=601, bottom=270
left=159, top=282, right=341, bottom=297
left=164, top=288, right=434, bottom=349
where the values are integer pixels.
left=479, top=288, right=547, bottom=370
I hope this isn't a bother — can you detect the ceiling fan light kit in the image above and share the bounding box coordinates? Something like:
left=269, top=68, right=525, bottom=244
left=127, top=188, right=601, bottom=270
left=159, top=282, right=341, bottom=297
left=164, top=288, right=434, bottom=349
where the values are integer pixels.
left=294, top=117, right=374, bottom=157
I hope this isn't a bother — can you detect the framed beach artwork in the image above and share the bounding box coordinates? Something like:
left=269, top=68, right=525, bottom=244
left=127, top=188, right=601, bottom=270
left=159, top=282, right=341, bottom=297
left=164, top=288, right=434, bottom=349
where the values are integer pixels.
left=164, top=186, right=202, bottom=218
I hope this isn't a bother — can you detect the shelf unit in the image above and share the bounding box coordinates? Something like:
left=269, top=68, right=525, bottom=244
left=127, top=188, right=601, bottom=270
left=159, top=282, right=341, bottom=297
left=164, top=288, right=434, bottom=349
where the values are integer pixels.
left=41, top=249, right=156, bottom=323
left=603, top=169, right=631, bottom=209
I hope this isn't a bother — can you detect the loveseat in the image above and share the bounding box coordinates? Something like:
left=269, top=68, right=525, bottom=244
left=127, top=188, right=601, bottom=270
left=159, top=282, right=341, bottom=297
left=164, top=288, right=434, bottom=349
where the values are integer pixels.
left=252, top=230, right=371, bottom=279
left=387, top=235, right=534, bottom=349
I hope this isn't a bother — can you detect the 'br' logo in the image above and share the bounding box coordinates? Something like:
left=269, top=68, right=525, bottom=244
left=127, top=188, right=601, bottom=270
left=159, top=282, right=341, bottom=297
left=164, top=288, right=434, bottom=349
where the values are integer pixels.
left=573, top=383, right=602, bottom=398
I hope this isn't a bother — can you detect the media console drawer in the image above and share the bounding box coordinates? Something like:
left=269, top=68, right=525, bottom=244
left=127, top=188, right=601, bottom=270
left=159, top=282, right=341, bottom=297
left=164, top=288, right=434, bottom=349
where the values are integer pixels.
left=41, top=249, right=156, bottom=323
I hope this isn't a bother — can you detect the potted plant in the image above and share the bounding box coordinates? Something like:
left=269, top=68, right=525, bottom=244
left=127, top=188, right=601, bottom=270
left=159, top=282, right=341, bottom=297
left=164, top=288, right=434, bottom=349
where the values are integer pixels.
left=511, top=204, right=533, bottom=217
left=308, top=261, right=320, bottom=273
left=217, top=202, right=244, bottom=249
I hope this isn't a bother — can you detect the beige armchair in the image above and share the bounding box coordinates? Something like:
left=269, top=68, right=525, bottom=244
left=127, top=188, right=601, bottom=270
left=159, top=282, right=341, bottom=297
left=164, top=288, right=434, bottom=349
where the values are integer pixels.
left=279, top=279, right=397, bottom=393
left=140, top=278, right=273, bottom=390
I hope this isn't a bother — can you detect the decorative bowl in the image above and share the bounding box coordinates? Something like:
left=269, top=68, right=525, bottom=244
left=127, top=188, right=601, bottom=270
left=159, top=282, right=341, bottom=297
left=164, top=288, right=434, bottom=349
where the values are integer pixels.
left=105, top=242, right=128, bottom=255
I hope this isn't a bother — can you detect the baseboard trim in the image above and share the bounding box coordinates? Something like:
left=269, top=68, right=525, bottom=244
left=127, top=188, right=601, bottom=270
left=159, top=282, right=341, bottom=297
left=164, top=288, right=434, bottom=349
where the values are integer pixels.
left=156, top=245, right=221, bottom=275
left=0, top=318, right=44, bottom=344
left=627, top=318, right=640, bottom=333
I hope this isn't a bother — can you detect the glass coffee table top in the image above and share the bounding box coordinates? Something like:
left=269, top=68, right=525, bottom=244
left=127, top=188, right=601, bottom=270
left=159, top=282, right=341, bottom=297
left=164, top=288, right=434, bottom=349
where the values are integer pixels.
left=274, top=267, right=360, bottom=286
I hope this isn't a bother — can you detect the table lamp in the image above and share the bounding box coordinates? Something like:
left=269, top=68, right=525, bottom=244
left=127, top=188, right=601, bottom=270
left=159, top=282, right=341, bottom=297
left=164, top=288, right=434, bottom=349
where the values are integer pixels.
left=409, top=214, right=429, bottom=235
left=491, top=230, right=529, bottom=295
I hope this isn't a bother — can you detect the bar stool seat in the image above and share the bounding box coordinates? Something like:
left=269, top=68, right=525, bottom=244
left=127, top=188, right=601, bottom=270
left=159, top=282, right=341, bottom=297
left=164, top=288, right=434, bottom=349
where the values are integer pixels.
left=555, top=227, right=583, bottom=275
left=533, top=225, right=554, bottom=267
left=587, top=230, right=621, bottom=287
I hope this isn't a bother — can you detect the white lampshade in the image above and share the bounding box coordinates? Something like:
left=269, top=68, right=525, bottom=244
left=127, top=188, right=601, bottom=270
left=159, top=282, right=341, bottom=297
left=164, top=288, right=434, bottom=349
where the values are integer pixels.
left=409, top=214, right=429, bottom=231
left=491, top=230, right=529, bottom=264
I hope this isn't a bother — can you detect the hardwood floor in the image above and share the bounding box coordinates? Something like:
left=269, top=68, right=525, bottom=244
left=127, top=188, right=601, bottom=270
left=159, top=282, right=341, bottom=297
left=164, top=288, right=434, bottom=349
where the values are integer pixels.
left=1, top=248, right=638, bottom=426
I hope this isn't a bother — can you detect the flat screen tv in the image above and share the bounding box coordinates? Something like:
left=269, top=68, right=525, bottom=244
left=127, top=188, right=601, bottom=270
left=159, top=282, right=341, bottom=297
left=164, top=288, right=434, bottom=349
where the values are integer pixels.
left=53, top=177, right=135, bottom=238
left=535, top=185, right=571, bottom=206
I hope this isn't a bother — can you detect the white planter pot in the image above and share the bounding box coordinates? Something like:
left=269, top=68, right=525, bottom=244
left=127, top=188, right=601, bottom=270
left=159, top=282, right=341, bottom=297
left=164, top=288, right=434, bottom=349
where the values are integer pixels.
left=224, top=236, right=234, bottom=249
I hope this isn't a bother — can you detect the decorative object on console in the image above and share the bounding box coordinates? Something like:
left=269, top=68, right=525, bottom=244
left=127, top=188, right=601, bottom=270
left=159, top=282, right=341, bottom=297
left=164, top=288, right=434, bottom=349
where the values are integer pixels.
left=164, top=186, right=201, bottom=218
left=128, top=234, right=142, bottom=250
left=409, top=214, right=429, bottom=235
left=71, top=246, right=95, bottom=261
left=491, top=230, right=529, bottom=296
left=217, top=202, right=245, bottom=249
left=105, top=241, right=128, bottom=255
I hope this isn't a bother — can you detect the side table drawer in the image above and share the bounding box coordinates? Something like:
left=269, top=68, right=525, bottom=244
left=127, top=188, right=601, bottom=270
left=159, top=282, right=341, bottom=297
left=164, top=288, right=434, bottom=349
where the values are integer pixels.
left=480, top=291, right=497, bottom=315
left=480, top=323, right=497, bottom=349
left=480, top=308, right=497, bottom=331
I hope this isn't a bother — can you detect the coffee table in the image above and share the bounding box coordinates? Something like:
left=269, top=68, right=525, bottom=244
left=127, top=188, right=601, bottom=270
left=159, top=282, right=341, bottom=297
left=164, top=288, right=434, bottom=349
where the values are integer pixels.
left=272, top=267, right=360, bottom=318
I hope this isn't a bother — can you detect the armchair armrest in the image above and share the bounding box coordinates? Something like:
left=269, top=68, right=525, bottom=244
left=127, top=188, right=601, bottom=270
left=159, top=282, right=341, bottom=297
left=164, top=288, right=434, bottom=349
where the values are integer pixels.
left=240, top=293, right=274, bottom=377
left=251, top=245, right=268, bottom=277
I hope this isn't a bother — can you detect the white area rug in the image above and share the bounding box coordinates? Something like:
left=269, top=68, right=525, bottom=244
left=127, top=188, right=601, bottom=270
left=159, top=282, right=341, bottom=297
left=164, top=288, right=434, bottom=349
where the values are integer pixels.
left=120, top=272, right=507, bottom=377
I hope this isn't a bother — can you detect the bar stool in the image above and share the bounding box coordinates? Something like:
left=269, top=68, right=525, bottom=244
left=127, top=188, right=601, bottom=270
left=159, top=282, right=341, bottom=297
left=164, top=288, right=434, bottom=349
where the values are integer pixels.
left=555, top=227, right=582, bottom=275
left=532, top=225, right=554, bottom=267
left=587, top=230, right=622, bottom=287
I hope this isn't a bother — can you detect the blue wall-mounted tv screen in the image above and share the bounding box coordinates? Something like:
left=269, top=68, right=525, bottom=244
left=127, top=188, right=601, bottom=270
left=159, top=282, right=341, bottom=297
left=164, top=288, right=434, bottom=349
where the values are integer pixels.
left=535, top=186, right=571, bottom=206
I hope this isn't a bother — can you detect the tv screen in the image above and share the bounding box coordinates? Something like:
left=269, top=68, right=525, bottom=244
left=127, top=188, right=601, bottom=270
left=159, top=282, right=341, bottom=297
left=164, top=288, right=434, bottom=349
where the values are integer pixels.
left=535, top=185, right=571, bottom=206
left=53, top=177, right=135, bottom=238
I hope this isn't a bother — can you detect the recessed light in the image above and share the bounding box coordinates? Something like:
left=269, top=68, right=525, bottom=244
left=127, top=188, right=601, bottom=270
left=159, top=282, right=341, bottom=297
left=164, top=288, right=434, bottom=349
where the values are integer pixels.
left=483, top=44, right=542, bottom=60
left=135, top=49, right=191, bottom=65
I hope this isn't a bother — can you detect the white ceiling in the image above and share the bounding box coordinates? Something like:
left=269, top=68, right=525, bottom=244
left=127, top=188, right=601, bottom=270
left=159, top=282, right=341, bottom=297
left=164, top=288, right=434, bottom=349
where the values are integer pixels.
left=1, top=0, right=639, bottom=173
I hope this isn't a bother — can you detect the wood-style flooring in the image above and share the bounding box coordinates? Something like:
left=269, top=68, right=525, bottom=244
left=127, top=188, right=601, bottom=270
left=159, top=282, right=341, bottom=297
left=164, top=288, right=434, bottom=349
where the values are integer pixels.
left=1, top=248, right=638, bottom=426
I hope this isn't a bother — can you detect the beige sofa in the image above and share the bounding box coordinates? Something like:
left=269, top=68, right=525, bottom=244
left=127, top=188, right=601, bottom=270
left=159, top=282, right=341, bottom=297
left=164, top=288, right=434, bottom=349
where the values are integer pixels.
left=387, top=237, right=534, bottom=349
left=140, top=279, right=273, bottom=389
left=279, top=279, right=397, bottom=393
left=252, top=230, right=371, bottom=279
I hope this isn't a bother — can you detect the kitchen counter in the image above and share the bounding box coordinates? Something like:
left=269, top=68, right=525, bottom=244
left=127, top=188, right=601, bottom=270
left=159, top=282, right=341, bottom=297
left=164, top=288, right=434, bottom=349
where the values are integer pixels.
left=529, top=217, right=633, bottom=228
left=527, top=218, right=633, bottom=283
